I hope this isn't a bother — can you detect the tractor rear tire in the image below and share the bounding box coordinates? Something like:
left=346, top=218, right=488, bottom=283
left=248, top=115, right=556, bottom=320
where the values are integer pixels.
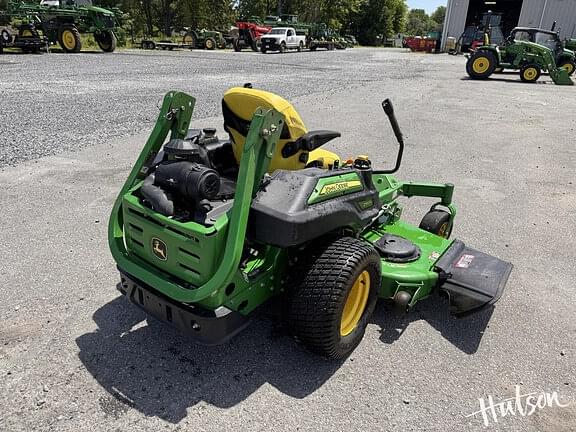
left=419, top=210, right=453, bottom=239
left=520, top=64, right=541, bottom=83
left=204, top=37, right=216, bottom=50
left=183, top=32, right=196, bottom=48
left=233, top=38, right=242, bottom=52
left=58, top=25, right=81, bottom=53
left=466, top=50, right=497, bottom=79
left=96, top=30, right=116, bottom=53
left=287, top=237, right=381, bottom=359
left=558, top=60, right=576, bottom=76
left=251, top=39, right=260, bottom=52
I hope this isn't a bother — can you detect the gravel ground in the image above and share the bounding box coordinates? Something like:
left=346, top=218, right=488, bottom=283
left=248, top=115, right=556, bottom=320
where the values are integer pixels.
left=0, top=48, right=416, bottom=166
left=0, top=48, right=575, bottom=432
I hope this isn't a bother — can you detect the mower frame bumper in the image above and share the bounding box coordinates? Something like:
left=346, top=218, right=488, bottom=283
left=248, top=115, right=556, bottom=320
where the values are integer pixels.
left=118, top=269, right=250, bottom=345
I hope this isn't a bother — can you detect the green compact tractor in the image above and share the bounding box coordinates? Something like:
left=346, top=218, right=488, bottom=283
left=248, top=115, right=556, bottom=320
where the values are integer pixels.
left=182, top=29, right=226, bottom=50
left=466, top=27, right=574, bottom=85
left=6, top=0, right=118, bottom=53
left=109, top=87, right=512, bottom=359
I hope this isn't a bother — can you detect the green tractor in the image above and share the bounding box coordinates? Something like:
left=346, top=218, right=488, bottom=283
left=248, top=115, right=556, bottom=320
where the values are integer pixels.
left=182, top=28, right=226, bottom=50
left=6, top=0, right=118, bottom=53
left=466, top=27, right=574, bottom=85
left=109, top=86, right=512, bottom=359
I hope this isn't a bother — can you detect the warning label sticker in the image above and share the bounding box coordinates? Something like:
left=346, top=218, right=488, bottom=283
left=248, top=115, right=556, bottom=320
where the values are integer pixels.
left=455, top=254, right=475, bottom=268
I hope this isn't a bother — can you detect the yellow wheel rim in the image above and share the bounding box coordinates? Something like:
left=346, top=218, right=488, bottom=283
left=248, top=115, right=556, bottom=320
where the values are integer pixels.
left=561, top=63, right=574, bottom=74
left=184, top=35, right=193, bottom=45
left=340, top=270, right=370, bottom=336
left=62, top=30, right=76, bottom=50
left=21, top=30, right=33, bottom=37
left=206, top=39, right=213, bottom=49
left=523, top=67, right=538, bottom=81
left=438, top=222, right=449, bottom=238
left=472, top=57, right=490, bottom=74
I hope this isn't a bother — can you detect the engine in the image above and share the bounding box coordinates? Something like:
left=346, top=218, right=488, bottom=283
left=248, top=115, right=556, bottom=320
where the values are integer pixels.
left=140, top=128, right=236, bottom=221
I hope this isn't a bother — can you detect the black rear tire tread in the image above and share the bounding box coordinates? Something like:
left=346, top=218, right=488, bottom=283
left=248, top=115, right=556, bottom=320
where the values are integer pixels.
left=58, top=25, right=81, bottom=53
left=466, top=50, right=497, bottom=79
left=287, top=237, right=381, bottom=359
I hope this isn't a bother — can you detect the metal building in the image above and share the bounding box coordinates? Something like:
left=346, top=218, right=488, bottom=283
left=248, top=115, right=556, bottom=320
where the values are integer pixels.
left=441, top=0, right=576, bottom=50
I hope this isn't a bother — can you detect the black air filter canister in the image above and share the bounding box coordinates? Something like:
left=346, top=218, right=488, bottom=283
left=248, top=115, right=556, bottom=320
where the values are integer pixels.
left=154, top=161, right=221, bottom=201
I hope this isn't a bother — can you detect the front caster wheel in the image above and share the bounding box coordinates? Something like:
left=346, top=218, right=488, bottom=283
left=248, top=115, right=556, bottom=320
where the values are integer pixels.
left=288, top=237, right=381, bottom=359
left=419, top=210, right=453, bottom=238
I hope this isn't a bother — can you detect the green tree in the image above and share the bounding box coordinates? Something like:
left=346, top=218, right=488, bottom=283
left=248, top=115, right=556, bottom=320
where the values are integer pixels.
left=356, top=0, right=407, bottom=45
left=431, top=5, right=446, bottom=26
left=405, top=8, right=435, bottom=35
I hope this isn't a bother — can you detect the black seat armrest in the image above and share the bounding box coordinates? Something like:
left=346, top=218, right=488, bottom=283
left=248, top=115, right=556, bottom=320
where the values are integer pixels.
left=282, top=130, right=341, bottom=158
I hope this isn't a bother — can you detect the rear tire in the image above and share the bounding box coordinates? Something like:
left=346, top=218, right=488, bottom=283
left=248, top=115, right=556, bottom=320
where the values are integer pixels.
left=96, top=30, right=116, bottom=52
left=279, top=42, right=286, bottom=53
left=183, top=32, right=196, bottom=48
left=466, top=50, right=497, bottom=79
left=287, top=237, right=381, bottom=359
left=233, top=38, right=242, bottom=52
left=520, top=64, right=541, bottom=83
left=297, top=41, right=303, bottom=52
left=419, top=210, right=453, bottom=239
left=58, top=25, right=81, bottom=53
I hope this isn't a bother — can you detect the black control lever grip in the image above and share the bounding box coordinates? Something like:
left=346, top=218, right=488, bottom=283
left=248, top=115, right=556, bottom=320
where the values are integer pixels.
left=374, top=98, right=405, bottom=174
left=382, top=99, right=404, bottom=145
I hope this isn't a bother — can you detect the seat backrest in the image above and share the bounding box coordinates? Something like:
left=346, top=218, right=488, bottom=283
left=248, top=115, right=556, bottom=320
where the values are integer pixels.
left=222, top=87, right=310, bottom=172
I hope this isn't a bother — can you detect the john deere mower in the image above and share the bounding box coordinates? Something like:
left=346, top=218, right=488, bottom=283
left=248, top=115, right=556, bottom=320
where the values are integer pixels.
left=109, top=87, right=513, bottom=359
left=466, top=27, right=574, bottom=85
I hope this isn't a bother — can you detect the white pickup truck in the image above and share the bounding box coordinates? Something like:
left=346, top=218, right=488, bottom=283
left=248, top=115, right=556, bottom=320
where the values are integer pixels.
left=260, top=27, right=306, bottom=53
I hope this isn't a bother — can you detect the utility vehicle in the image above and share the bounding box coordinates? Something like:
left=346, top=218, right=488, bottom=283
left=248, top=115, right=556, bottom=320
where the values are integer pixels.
left=109, top=87, right=512, bottom=359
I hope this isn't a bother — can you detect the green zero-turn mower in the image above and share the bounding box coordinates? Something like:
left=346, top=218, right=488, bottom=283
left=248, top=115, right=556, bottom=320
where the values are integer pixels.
left=466, top=27, right=574, bottom=85
left=109, top=86, right=513, bottom=359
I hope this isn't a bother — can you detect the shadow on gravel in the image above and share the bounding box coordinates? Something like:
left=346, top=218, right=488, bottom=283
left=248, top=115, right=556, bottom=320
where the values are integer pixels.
left=76, top=295, right=343, bottom=423
left=372, top=296, right=494, bottom=355
left=460, top=76, right=553, bottom=85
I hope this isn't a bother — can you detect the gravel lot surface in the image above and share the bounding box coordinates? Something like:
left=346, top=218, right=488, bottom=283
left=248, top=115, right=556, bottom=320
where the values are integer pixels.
left=1, top=48, right=575, bottom=432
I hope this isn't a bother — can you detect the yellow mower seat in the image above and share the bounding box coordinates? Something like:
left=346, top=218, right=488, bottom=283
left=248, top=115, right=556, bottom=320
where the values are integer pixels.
left=222, top=87, right=340, bottom=172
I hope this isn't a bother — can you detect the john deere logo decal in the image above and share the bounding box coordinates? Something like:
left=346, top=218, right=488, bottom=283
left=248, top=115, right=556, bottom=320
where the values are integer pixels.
left=319, top=180, right=362, bottom=196
left=151, top=238, right=167, bottom=261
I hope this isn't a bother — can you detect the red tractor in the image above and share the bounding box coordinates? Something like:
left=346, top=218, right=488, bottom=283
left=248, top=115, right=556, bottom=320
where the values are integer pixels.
left=233, top=21, right=271, bottom=52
